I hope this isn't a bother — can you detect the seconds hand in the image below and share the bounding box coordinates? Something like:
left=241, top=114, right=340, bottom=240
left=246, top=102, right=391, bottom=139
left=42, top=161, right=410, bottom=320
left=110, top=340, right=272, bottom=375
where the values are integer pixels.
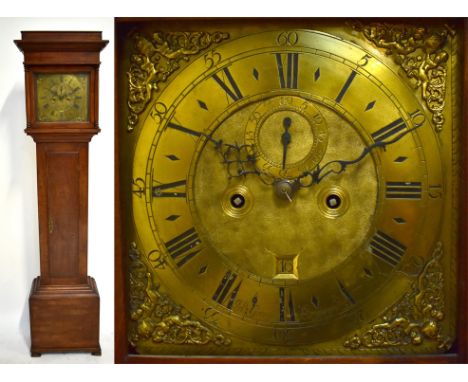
left=281, top=117, right=292, bottom=170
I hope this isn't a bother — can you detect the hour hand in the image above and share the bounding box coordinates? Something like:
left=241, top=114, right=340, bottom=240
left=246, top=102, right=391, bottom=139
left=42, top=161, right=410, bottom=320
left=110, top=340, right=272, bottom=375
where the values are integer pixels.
left=207, top=138, right=259, bottom=179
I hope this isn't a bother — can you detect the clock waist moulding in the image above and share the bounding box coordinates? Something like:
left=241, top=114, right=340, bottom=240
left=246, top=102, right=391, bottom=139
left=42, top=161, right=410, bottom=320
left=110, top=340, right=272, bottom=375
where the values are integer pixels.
left=15, top=31, right=108, bottom=356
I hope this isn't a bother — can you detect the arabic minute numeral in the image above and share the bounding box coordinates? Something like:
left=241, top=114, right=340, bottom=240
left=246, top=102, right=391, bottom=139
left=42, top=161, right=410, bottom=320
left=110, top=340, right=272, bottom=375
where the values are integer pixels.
left=204, top=50, right=222, bottom=69
left=357, top=53, right=372, bottom=67
left=149, top=102, right=167, bottom=125
left=276, top=31, right=299, bottom=46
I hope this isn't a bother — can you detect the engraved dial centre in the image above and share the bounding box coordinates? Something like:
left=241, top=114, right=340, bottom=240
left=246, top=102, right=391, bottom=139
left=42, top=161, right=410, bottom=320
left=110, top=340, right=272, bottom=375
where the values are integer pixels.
left=191, top=96, right=378, bottom=282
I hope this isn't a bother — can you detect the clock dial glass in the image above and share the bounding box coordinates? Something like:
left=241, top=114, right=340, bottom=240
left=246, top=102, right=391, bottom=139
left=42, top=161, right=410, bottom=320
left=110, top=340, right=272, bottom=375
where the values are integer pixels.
left=122, top=22, right=459, bottom=357
left=35, top=73, right=89, bottom=122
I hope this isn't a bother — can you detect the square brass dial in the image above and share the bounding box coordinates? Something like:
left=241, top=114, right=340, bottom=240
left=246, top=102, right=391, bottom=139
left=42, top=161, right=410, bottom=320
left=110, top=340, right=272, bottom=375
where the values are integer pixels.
left=116, top=18, right=465, bottom=361
left=35, top=73, right=89, bottom=122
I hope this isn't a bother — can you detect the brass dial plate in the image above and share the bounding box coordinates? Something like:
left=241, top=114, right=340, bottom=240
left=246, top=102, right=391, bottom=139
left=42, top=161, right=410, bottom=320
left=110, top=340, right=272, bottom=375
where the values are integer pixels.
left=119, top=20, right=460, bottom=357
left=36, top=73, right=89, bottom=122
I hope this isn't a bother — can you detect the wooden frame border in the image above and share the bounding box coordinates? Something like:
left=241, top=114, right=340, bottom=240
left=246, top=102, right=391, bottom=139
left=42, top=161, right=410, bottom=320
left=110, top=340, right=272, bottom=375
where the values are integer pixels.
left=114, top=17, right=468, bottom=363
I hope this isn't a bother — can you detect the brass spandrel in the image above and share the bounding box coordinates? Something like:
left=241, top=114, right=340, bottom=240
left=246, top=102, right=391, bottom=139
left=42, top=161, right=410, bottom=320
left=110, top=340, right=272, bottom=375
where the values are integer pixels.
left=126, top=31, right=230, bottom=132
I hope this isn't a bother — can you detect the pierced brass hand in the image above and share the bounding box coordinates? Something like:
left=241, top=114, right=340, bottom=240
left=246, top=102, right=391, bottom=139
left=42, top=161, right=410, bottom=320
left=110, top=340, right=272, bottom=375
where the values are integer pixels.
left=198, top=132, right=259, bottom=179
left=297, top=123, right=422, bottom=188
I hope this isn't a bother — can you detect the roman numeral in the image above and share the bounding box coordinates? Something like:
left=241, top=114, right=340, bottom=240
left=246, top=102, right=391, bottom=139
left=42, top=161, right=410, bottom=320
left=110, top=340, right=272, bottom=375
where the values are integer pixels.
left=335, top=71, right=357, bottom=103
left=152, top=179, right=186, bottom=198
left=371, top=117, right=407, bottom=143
left=212, top=271, right=242, bottom=310
left=167, top=121, right=202, bottom=137
left=370, top=230, right=407, bottom=267
left=279, top=287, right=296, bottom=322
left=212, top=67, right=243, bottom=102
left=386, top=181, right=422, bottom=199
left=275, top=53, right=299, bottom=89
left=164, top=227, right=202, bottom=268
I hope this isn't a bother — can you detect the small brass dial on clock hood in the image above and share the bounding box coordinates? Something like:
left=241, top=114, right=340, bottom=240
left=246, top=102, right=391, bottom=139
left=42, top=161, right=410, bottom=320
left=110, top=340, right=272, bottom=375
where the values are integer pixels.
left=36, top=73, right=89, bottom=122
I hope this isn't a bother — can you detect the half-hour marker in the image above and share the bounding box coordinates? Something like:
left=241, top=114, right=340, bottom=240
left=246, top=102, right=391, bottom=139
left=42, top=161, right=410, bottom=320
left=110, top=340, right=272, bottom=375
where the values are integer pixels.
left=252, top=68, right=259, bottom=80
left=314, top=68, right=320, bottom=81
left=335, top=71, right=357, bottom=103
left=198, top=265, right=207, bottom=274
left=251, top=295, right=258, bottom=310
left=165, top=214, right=180, bottom=221
left=165, top=154, right=180, bottom=161
left=311, top=296, right=319, bottom=309
left=393, top=217, right=406, bottom=224
left=370, top=230, right=406, bottom=267
left=279, top=287, right=296, bottom=322
left=165, top=227, right=202, bottom=268
left=394, top=156, right=407, bottom=163
left=385, top=181, right=422, bottom=199
left=212, top=67, right=243, bottom=102
left=167, top=121, right=202, bottom=137
left=212, top=271, right=241, bottom=310
left=198, top=100, right=208, bottom=110
left=365, top=100, right=376, bottom=111
left=275, top=53, right=299, bottom=89
left=371, top=117, right=406, bottom=143
left=363, top=267, right=373, bottom=277
left=338, top=280, right=356, bottom=305
left=152, top=180, right=186, bottom=198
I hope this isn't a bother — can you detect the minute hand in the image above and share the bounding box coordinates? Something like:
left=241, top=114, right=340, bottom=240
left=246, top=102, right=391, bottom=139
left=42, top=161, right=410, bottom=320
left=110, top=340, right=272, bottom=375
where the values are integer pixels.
left=301, top=124, right=421, bottom=186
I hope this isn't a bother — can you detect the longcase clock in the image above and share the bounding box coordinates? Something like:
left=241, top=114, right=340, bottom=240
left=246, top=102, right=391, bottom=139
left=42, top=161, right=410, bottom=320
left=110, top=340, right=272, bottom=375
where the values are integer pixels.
left=15, top=31, right=108, bottom=356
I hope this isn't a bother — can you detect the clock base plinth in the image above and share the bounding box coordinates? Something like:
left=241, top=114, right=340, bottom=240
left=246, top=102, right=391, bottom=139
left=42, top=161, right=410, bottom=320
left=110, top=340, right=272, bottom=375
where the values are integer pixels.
left=29, top=276, right=101, bottom=356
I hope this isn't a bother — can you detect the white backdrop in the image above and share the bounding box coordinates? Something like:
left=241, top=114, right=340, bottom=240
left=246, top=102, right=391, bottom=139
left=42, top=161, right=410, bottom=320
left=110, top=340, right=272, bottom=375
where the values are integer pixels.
left=0, top=18, right=114, bottom=363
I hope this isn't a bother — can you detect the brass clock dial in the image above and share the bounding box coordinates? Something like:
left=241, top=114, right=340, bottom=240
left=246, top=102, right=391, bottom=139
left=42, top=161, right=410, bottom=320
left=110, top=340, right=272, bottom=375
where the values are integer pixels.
left=122, top=21, right=460, bottom=357
left=36, top=73, right=89, bottom=122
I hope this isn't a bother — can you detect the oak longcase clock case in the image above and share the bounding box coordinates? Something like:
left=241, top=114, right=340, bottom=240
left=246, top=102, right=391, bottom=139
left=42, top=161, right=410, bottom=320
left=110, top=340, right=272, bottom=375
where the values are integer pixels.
left=115, top=18, right=468, bottom=363
left=15, top=31, right=108, bottom=356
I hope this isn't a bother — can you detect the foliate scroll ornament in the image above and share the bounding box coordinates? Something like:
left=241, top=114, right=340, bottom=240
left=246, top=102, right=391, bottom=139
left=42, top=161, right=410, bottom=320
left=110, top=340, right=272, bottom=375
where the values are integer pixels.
left=344, top=242, right=452, bottom=351
left=126, top=31, right=230, bottom=131
left=352, top=22, right=455, bottom=132
left=128, top=242, right=231, bottom=348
